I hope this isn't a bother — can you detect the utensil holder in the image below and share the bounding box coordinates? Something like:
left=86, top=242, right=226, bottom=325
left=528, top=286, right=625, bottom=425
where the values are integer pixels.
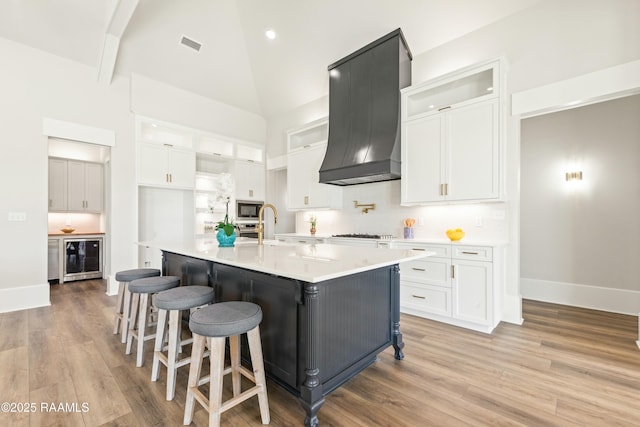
left=404, top=227, right=414, bottom=239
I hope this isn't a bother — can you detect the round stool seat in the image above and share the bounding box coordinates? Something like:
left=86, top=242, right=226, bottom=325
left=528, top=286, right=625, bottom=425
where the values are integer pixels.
left=155, top=286, right=215, bottom=311
left=115, top=268, right=160, bottom=282
left=129, top=276, right=180, bottom=294
left=190, top=302, right=262, bottom=338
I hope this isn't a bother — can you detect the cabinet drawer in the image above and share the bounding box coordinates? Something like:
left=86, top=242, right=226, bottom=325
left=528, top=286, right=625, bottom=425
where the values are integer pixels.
left=395, top=242, right=450, bottom=257
left=452, top=245, right=492, bottom=261
left=401, top=282, right=451, bottom=317
left=400, top=258, right=450, bottom=287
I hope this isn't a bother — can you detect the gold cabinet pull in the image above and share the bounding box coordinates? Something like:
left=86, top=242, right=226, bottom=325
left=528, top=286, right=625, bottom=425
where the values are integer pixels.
left=304, top=196, right=309, bottom=205
left=412, top=295, right=427, bottom=299
left=412, top=267, right=426, bottom=272
left=444, top=183, right=448, bottom=195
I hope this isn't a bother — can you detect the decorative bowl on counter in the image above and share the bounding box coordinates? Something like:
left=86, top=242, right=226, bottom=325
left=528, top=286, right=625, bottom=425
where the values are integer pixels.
left=60, top=228, right=75, bottom=234
left=446, top=228, right=465, bottom=241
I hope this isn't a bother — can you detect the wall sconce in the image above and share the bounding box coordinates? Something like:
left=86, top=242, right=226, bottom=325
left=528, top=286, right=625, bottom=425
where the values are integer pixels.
left=565, top=171, right=583, bottom=181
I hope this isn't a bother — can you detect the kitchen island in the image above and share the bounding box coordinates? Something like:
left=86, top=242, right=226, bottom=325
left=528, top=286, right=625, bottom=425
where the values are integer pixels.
left=140, top=238, right=430, bottom=426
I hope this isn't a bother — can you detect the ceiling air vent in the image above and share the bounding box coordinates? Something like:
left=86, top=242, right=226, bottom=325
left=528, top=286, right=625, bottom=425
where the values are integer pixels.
left=180, top=35, right=202, bottom=52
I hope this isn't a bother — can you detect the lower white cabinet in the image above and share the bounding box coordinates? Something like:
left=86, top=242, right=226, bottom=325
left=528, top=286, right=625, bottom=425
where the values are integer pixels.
left=397, top=241, right=502, bottom=333
left=275, top=234, right=327, bottom=244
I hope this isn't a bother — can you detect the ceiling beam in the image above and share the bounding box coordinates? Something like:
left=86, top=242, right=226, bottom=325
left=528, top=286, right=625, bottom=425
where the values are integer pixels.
left=97, top=0, right=139, bottom=85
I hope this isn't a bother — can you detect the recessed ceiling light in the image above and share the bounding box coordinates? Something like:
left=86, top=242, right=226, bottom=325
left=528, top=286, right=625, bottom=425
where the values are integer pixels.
left=265, top=29, right=276, bottom=40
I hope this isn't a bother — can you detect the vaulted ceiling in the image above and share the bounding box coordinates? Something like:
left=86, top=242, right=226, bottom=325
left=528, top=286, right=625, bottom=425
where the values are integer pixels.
left=0, top=0, right=543, bottom=118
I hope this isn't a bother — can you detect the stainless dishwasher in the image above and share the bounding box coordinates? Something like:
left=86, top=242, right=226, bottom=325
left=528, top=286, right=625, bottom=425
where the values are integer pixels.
left=63, top=237, right=103, bottom=282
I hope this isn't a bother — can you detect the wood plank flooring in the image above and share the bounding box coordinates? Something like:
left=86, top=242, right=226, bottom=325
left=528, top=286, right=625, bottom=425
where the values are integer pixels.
left=0, top=279, right=639, bottom=426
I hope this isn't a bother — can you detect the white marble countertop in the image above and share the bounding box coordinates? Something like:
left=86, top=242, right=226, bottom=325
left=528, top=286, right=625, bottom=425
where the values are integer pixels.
left=274, top=233, right=508, bottom=247
left=139, top=238, right=432, bottom=283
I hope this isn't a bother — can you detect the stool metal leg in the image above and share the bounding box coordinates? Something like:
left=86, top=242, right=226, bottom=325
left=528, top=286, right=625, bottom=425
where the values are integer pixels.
left=247, top=326, right=270, bottom=425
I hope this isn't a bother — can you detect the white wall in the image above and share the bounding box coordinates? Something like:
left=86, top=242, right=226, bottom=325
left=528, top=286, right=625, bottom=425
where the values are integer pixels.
left=520, top=95, right=640, bottom=314
left=0, top=37, right=134, bottom=312
left=265, top=0, right=640, bottom=324
left=0, top=35, right=266, bottom=311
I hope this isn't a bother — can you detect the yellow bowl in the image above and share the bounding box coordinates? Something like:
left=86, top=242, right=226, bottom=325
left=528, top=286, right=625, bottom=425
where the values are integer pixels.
left=60, top=228, right=75, bottom=234
left=446, top=228, right=465, bottom=241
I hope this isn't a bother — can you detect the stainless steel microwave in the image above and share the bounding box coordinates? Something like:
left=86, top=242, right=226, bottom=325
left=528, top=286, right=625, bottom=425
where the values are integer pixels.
left=236, top=200, right=263, bottom=220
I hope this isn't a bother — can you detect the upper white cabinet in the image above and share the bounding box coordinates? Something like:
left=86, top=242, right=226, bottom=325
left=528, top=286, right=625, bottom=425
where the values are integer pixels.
left=49, top=158, right=103, bottom=213
left=287, top=118, right=329, bottom=152
left=287, top=144, right=342, bottom=210
left=234, top=159, right=265, bottom=201
left=286, top=119, right=342, bottom=210
left=401, top=59, right=503, bottom=205
left=137, top=118, right=196, bottom=189
left=138, top=142, right=196, bottom=189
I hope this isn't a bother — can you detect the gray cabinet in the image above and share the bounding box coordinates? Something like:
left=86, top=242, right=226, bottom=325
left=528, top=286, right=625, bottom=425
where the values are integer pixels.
left=48, top=158, right=104, bottom=212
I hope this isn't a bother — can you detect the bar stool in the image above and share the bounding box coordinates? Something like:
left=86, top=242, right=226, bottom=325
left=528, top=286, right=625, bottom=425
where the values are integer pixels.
left=126, top=276, right=180, bottom=367
left=184, top=302, right=270, bottom=427
left=113, top=268, right=160, bottom=344
left=151, top=285, right=215, bottom=400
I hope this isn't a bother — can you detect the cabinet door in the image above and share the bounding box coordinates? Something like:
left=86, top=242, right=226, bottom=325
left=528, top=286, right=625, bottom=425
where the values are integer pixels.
left=138, top=143, right=169, bottom=186
left=452, top=259, right=492, bottom=325
left=167, top=146, right=195, bottom=189
left=446, top=99, right=499, bottom=201
left=48, top=158, right=67, bottom=211
left=67, top=160, right=86, bottom=211
left=84, top=163, right=104, bottom=212
left=234, top=160, right=265, bottom=201
left=287, top=147, right=313, bottom=209
left=401, top=114, right=445, bottom=204
left=287, top=144, right=340, bottom=210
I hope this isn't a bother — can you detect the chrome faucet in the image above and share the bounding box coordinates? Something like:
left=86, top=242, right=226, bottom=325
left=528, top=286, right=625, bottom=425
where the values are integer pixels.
left=256, top=203, right=278, bottom=245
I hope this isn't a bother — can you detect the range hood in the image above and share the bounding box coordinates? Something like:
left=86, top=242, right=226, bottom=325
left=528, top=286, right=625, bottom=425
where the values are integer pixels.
left=319, top=28, right=412, bottom=186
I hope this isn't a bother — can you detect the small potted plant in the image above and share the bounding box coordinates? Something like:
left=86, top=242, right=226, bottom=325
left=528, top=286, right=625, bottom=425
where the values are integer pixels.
left=216, top=196, right=236, bottom=247
left=308, top=214, right=317, bottom=235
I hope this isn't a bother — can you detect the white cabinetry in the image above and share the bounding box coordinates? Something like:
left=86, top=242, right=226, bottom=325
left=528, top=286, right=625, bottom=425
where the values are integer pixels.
left=396, top=241, right=502, bottom=333
left=401, top=59, right=502, bottom=205
left=287, top=144, right=338, bottom=210
left=48, top=158, right=103, bottom=213
left=286, top=119, right=342, bottom=210
left=275, top=234, right=327, bottom=244
left=234, top=160, right=265, bottom=201
left=138, top=142, right=195, bottom=189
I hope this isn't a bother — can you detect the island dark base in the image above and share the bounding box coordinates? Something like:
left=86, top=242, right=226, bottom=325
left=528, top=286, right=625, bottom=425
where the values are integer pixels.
left=163, top=251, right=404, bottom=426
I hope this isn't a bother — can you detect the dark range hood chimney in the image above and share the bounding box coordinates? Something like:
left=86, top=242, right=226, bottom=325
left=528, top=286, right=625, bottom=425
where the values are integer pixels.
left=319, top=28, right=412, bottom=186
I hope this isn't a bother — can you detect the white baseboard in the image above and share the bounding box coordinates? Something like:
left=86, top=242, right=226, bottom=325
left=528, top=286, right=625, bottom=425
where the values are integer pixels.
left=501, top=293, right=524, bottom=325
left=106, top=275, right=119, bottom=296
left=0, top=283, right=50, bottom=313
left=521, top=278, right=640, bottom=315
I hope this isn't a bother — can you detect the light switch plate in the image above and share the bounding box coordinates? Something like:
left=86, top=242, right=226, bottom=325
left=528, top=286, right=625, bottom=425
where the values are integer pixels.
left=8, top=212, right=27, bottom=221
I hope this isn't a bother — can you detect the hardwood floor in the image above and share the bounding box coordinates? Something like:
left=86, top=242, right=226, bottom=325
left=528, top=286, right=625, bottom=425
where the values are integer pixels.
left=1, top=279, right=639, bottom=426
